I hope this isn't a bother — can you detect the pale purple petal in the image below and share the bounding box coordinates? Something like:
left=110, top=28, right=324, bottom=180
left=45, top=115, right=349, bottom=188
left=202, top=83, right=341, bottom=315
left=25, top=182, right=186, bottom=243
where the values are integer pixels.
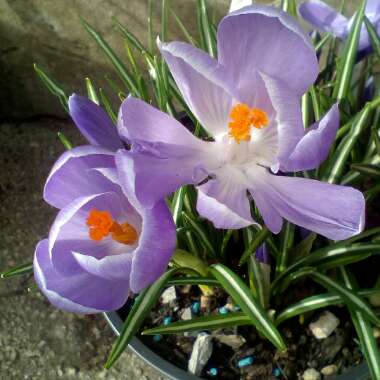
left=256, top=243, right=270, bottom=265
left=218, top=5, right=319, bottom=97
left=68, top=94, right=123, bottom=150
left=34, top=239, right=130, bottom=313
left=117, top=96, right=202, bottom=149
left=283, top=104, right=340, bottom=171
left=159, top=40, right=236, bottom=136
left=299, top=0, right=349, bottom=39
left=251, top=168, right=365, bottom=240
left=130, top=200, right=176, bottom=292
left=196, top=168, right=256, bottom=229
left=44, top=146, right=117, bottom=209
left=49, top=192, right=140, bottom=278
left=259, top=73, right=304, bottom=165
left=367, top=0, right=380, bottom=16
left=115, top=143, right=211, bottom=209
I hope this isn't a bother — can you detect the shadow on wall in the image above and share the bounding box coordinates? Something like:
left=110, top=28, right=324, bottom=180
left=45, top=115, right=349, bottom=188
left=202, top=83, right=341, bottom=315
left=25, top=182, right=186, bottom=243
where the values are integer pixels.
left=0, top=0, right=229, bottom=120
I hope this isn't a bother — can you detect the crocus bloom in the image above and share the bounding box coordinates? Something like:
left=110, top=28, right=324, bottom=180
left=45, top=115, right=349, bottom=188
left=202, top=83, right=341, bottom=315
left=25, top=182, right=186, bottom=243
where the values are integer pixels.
left=299, top=0, right=380, bottom=53
left=117, top=5, right=364, bottom=241
left=34, top=146, right=176, bottom=313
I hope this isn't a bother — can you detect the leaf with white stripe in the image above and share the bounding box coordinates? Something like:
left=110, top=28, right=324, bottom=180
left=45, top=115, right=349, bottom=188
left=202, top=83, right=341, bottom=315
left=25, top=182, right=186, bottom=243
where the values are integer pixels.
left=209, top=264, right=286, bottom=351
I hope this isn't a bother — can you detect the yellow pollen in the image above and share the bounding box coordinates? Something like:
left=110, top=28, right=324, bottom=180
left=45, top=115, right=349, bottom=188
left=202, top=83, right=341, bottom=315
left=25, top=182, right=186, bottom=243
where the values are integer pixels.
left=228, top=103, right=269, bottom=143
left=86, top=209, right=138, bottom=245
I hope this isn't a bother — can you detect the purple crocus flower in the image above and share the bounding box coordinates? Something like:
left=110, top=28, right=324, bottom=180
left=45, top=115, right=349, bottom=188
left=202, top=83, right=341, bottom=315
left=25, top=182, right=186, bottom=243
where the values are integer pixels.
left=299, top=0, right=380, bottom=53
left=116, top=5, right=364, bottom=241
left=34, top=146, right=176, bottom=313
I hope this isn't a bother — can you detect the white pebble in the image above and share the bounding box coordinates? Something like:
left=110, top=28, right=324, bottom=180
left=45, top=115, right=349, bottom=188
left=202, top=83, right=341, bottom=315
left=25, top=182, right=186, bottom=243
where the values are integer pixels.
left=321, top=364, right=338, bottom=376
left=181, top=307, right=192, bottom=321
left=188, top=333, right=213, bottom=376
left=309, top=311, right=340, bottom=339
left=302, top=368, right=321, bottom=380
left=213, top=334, right=246, bottom=350
left=161, top=286, right=177, bottom=304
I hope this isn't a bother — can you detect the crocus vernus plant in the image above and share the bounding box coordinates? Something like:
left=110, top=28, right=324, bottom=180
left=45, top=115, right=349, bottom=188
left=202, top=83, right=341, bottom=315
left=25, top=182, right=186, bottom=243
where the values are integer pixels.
left=117, top=5, right=364, bottom=240
left=4, top=0, right=380, bottom=378
left=299, top=0, right=380, bottom=54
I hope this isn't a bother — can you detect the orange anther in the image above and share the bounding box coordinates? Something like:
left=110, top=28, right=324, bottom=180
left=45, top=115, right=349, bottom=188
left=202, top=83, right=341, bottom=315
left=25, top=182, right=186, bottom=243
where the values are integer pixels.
left=228, top=103, right=269, bottom=143
left=87, top=209, right=138, bottom=245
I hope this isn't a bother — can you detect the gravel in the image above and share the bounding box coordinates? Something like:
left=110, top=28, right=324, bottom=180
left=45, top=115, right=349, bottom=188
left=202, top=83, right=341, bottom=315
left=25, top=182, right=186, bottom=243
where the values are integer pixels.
left=0, top=119, right=167, bottom=380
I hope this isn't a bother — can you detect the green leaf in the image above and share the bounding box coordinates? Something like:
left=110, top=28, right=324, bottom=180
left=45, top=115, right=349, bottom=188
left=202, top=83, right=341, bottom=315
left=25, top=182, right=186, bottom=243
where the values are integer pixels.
left=113, top=18, right=148, bottom=55
left=333, top=0, right=367, bottom=100
left=170, top=9, right=198, bottom=46
left=372, top=126, right=380, bottom=156
left=326, top=101, right=372, bottom=184
left=172, top=249, right=209, bottom=277
left=57, top=132, right=73, bottom=150
left=167, top=276, right=219, bottom=286
left=197, top=0, right=216, bottom=57
left=281, top=0, right=297, bottom=18
left=142, top=312, right=250, bottom=335
left=182, top=212, right=216, bottom=257
left=272, top=243, right=380, bottom=294
left=276, top=288, right=380, bottom=325
left=210, top=264, right=286, bottom=351
left=171, top=186, right=187, bottom=225
left=239, top=227, right=269, bottom=265
left=364, top=16, right=380, bottom=59
left=105, top=268, right=178, bottom=369
left=248, top=255, right=270, bottom=309
left=310, top=271, right=380, bottom=326
left=85, top=77, right=99, bottom=104
left=350, top=163, right=380, bottom=178
left=340, top=268, right=380, bottom=380
left=34, top=63, right=68, bottom=111
left=99, top=88, right=117, bottom=124
left=315, top=33, right=332, bottom=53
left=277, top=222, right=294, bottom=274
left=81, top=19, right=139, bottom=96
left=1, top=262, right=33, bottom=279
left=291, top=233, right=316, bottom=263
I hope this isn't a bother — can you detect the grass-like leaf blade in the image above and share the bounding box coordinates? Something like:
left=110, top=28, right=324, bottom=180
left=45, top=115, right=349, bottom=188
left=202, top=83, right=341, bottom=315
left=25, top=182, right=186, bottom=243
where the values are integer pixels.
left=105, top=268, right=178, bottom=369
left=142, top=312, right=250, bottom=335
left=210, top=264, right=286, bottom=351
left=1, top=262, right=33, bottom=279
left=333, top=0, right=367, bottom=100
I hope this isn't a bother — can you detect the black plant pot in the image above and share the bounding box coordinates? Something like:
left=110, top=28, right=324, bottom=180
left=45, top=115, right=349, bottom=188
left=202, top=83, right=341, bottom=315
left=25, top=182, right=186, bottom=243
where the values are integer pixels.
left=104, top=311, right=371, bottom=380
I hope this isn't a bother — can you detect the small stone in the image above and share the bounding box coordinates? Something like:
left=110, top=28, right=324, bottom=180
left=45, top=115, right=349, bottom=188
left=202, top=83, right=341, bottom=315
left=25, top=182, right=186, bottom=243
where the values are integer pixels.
left=188, top=333, right=213, bottom=376
left=207, top=367, right=218, bottom=377
left=309, top=311, right=340, bottom=339
left=181, top=307, right=192, bottom=321
left=374, top=327, right=380, bottom=339
left=302, top=368, right=321, bottom=380
left=218, top=306, right=229, bottom=315
left=273, top=367, right=282, bottom=377
left=321, top=364, right=338, bottom=376
left=200, top=295, right=211, bottom=311
left=153, top=334, right=162, bottom=342
left=161, top=286, right=177, bottom=304
left=214, top=333, right=246, bottom=350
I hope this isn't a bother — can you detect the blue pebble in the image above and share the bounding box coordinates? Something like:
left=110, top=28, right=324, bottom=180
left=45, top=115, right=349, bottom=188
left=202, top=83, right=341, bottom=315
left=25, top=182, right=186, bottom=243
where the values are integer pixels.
left=207, top=367, right=218, bottom=377
left=218, top=306, right=229, bottom=315
left=153, top=334, right=162, bottom=342
left=273, top=368, right=282, bottom=377
left=163, top=316, right=172, bottom=326
left=234, top=305, right=241, bottom=311
left=191, top=301, right=200, bottom=314
left=237, top=356, right=255, bottom=368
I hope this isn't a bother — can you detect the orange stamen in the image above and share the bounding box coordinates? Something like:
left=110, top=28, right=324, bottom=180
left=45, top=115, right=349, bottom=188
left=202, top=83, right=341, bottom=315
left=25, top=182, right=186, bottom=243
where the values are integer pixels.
left=86, top=209, right=138, bottom=245
left=228, top=103, right=269, bottom=143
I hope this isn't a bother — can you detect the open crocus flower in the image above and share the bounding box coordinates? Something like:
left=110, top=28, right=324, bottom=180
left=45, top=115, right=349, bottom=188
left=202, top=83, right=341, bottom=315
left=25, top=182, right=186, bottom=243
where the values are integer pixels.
left=299, top=0, right=380, bottom=53
left=117, top=5, right=365, bottom=241
left=34, top=146, right=176, bottom=313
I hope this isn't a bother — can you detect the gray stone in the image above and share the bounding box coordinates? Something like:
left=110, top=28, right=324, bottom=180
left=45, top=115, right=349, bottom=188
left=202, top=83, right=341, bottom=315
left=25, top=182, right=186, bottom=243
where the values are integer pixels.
left=181, top=307, right=192, bottom=321
left=302, top=368, right=321, bottom=380
left=309, top=311, right=340, bottom=339
left=213, top=333, right=246, bottom=350
left=188, top=333, right=213, bottom=376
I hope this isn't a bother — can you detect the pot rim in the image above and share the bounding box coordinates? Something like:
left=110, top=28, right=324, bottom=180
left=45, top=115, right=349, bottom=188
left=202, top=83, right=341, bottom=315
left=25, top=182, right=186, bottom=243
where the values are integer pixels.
left=104, top=311, right=370, bottom=380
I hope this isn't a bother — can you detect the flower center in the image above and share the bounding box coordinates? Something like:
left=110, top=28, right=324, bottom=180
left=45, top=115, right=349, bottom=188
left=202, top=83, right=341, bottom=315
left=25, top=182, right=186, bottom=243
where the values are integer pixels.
left=86, top=209, right=138, bottom=245
left=228, top=103, right=269, bottom=144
